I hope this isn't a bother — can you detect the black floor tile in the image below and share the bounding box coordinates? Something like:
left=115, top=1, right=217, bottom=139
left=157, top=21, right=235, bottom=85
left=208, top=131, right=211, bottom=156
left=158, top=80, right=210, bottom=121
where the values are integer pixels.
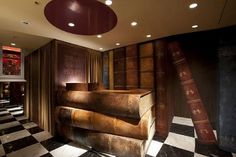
left=27, top=126, right=44, bottom=134
left=195, top=140, right=232, bottom=157
left=0, top=117, right=16, bottom=124
left=157, top=144, right=194, bottom=157
left=170, top=123, right=194, bottom=137
left=0, top=108, right=6, bottom=112
left=80, top=150, right=101, bottom=157
left=0, top=125, right=24, bottom=136
left=13, top=113, right=24, bottom=117
left=19, top=119, right=32, bottom=124
left=0, top=113, right=11, bottom=117
left=3, top=136, right=38, bottom=154
left=153, top=134, right=167, bottom=143
left=40, top=153, right=53, bottom=157
left=40, top=137, right=65, bottom=151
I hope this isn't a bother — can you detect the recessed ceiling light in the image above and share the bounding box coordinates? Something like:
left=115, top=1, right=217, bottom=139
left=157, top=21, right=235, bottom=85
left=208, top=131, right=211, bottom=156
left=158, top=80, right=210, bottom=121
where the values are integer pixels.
left=116, top=43, right=120, bottom=46
left=189, top=3, right=198, bottom=9
left=131, top=21, right=138, bottom=26
left=11, top=43, right=16, bottom=46
left=146, top=34, right=151, bottom=38
left=97, top=35, right=102, bottom=38
left=68, top=22, right=75, bottom=27
left=99, top=48, right=103, bottom=50
left=192, top=25, right=198, bottom=29
left=105, top=0, right=112, bottom=6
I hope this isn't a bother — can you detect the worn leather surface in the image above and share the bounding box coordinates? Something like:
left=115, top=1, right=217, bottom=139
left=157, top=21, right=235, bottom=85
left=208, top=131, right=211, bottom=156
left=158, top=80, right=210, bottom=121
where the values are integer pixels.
left=57, top=89, right=154, bottom=118
left=57, top=121, right=155, bottom=157
left=55, top=106, right=155, bottom=139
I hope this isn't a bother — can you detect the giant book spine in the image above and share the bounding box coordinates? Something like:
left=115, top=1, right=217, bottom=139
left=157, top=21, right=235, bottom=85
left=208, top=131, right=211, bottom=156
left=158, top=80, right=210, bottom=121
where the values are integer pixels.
left=168, top=41, right=216, bottom=144
left=57, top=122, right=155, bottom=157
left=55, top=106, right=155, bottom=139
left=57, top=89, right=154, bottom=119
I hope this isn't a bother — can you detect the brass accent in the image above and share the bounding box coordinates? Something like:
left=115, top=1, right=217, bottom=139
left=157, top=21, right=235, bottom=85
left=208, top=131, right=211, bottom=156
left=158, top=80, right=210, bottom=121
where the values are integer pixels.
left=200, top=129, right=209, bottom=134
left=192, top=109, right=201, bottom=115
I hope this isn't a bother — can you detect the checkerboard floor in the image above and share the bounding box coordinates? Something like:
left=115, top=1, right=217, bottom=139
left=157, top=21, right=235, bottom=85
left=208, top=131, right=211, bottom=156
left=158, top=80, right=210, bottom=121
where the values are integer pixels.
left=0, top=105, right=235, bottom=157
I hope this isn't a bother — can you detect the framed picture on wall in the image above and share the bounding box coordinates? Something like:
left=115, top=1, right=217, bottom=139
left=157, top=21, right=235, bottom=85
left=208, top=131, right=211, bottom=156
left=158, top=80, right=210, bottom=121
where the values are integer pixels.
left=0, top=46, right=25, bottom=82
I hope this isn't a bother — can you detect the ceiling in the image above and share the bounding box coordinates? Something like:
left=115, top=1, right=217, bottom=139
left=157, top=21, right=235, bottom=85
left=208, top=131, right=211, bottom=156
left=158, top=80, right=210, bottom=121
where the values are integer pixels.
left=0, top=0, right=236, bottom=53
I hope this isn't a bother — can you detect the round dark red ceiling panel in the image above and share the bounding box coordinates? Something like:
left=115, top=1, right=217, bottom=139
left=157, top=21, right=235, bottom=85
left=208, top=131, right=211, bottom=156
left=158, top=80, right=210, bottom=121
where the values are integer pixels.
left=44, top=0, right=117, bottom=35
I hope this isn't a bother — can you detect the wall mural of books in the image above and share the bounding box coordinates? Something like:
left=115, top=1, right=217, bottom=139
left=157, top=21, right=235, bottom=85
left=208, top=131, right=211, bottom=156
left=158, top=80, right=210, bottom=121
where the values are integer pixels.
left=1, top=46, right=21, bottom=76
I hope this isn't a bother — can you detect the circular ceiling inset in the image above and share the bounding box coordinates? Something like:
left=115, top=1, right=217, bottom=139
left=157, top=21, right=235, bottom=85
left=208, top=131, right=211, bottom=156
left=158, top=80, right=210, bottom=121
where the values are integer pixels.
left=44, top=0, right=117, bottom=35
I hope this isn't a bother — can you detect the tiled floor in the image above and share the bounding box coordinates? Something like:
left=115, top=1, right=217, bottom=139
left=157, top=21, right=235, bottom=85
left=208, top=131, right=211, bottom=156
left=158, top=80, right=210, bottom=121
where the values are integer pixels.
left=0, top=105, right=235, bottom=157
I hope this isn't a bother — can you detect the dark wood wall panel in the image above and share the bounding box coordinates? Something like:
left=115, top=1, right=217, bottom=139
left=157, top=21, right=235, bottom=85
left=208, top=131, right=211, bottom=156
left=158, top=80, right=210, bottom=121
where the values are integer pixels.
left=102, top=52, right=109, bottom=89
left=125, top=45, right=138, bottom=89
left=113, top=48, right=126, bottom=89
left=139, top=43, right=153, bottom=57
left=126, top=58, right=138, bottom=70
left=56, top=41, right=88, bottom=90
left=140, top=72, right=154, bottom=89
left=140, top=58, right=154, bottom=72
left=139, top=43, right=154, bottom=89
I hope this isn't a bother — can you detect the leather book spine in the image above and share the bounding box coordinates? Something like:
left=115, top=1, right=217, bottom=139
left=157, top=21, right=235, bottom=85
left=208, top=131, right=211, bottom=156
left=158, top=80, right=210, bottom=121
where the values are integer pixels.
left=168, top=41, right=216, bottom=144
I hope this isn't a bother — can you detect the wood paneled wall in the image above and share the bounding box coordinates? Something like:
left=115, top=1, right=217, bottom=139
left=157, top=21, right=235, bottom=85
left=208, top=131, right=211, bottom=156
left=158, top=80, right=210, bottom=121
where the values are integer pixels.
left=113, top=48, right=126, bottom=89
left=25, top=40, right=101, bottom=134
left=139, top=43, right=154, bottom=89
left=126, top=45, right=139, bottom=89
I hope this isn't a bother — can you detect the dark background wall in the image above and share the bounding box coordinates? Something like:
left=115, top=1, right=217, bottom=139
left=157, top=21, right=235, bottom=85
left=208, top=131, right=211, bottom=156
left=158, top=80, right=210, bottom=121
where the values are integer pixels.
left=102, top=26, right=236, bottom=139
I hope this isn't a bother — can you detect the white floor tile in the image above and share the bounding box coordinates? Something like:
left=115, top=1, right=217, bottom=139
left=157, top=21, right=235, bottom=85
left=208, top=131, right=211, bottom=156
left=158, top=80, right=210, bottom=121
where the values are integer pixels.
left=7, top=143, right=48, bottom=157
left=23, top=122, right=38, bottom=129
left=11, top=110, right=23, bottom=116
left=194, top=153, right=208, bottom=157
left=172, top=116, right=194, bottom=127
left=0, top=145, right=5, bottom=157
left=146, top=140, right=163, bottom=157
left=15, top=115, right=28, bottom=121
left=213, top=130, right=217, bottom=140
left=7, top=107, right=22, bottom=111
left=33, top=131, right=53, bottom=142
left=0, top=129, right=31, bottom=144
left=0, top=121, right=20, bottom=130
left=50, top=143, right=87, bottom=157
left=0, top=110, right=9, bottom=115
left=0, top=115, right=13, bottom=121
left=164, top=132, right=195, bottom=152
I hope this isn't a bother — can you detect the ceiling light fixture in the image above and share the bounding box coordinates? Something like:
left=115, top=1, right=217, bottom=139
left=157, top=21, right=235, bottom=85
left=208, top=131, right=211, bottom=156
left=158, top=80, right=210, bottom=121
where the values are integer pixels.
left=189, top=3, right=198, bottom=9
left=105, top=0, right=112, bottom=6
left=192, top=25, right=198, bottom=29
left=97, top=35, right=102, bottom=38
left=11, top=43, right=16, bottom=46
left=131, top=21, right=138, bottom=26
left=99, top=48, right=103, bottom=50
left=68, top=22, right=75, bottom=27
left=146, top=34, right=151, bottom=38
left=116, top=43, right=120, bottom=46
